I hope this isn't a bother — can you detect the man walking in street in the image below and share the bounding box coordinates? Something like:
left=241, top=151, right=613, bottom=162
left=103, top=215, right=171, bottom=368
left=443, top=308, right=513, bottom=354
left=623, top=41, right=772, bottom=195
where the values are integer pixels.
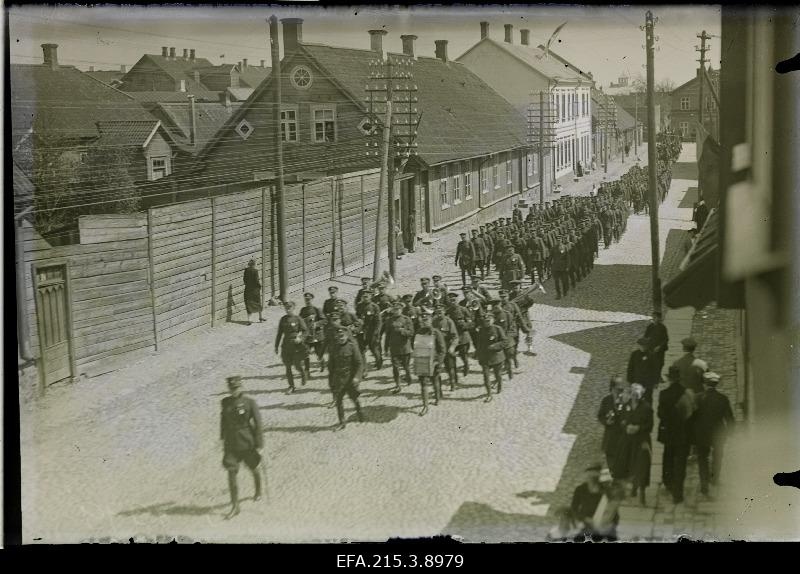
left=328, top=326, right=365, bottom=431
left=299, top=292, right=325, bottom=375
left=671, top=337, right=704, bottom=394
left=274, top=301, right=309, bottom=394
left=693, top=372, right=735, bottom=499
left=432, top=304, right=459, bottom=392
left=475, top=313, right=507, bottom=402
left=552, top=240, right=571, bottom=300
left=323, top=285, right=341, bottom=317
left=447, top=292, right=473, bottom=379
left=384, top=301, right=415, bottom=394
left=471, top=229, right=489, bottom=279
left=414, top=310, right=447, bottom=416
left=644, top=311, right=669, bottom=381
left=356, top=290, right=383, bottom=370
left=455, top=232, right=476, bottom=287
left=657, top=366, right=695, bottom=504
left=220, top=376, right=263, bottom=519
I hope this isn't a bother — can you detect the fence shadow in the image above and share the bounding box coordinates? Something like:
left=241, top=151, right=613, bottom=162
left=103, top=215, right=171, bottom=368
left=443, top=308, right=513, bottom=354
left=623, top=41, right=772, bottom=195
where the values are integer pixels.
left=117, top=501, right=233, bottom=518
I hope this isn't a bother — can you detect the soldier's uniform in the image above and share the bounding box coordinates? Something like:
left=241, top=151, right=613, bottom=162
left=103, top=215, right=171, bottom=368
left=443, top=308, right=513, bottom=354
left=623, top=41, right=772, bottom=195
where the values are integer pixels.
left=432, top=307, right=459, bottom=390
left=384, top=305, right=415, bottom=392
left=455, top=233, right=476, bottom=287
left=414, top=316, right=447, bottom=415
left=299, top=295, right=325, bottom=373
left=356, top=295, right=383, bottom=369
left=499, top=291, right=530, bottom=369
left=471, top=231, right=489, bottom=279
left=275, top=312, right=309, bottom=392
left=322, top=287, right=341, bottom=317
left=354, top=278, right=372, bottom=308
left=491, top=303, right=516, bottom=378
left=475, top=316, right=507, bottom=401
left=328, top=327, right=365, bottom=429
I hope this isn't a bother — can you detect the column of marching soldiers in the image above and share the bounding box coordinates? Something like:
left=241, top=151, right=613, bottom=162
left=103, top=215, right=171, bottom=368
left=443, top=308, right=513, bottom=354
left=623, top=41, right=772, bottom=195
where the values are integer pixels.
left=273, top=135, right=682, bottom=431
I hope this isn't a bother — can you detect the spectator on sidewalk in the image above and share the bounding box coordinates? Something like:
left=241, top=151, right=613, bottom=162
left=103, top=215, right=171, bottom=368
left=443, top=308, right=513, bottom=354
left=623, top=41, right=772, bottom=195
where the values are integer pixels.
left=569, top=463, right=621, bottom=541
left=671, top=337, right=704, bottom=395
left=243, top=258, right=265, bottom=325
left=692, top=199, right=709, bottom=231
left=598, top=374, right=629, bottom=477
left=627, top=337, right=658, bottom=404
left=682, top=228, right=699, bottom=255
left=220, top=376, right=263, bottom=519
left=644, top=311, right=669, bottom=381
left=693, top=372, right=735, bottom=499
left=614, top=383, right=654, bottom=507
left=657, top=366, right=696, bottom=504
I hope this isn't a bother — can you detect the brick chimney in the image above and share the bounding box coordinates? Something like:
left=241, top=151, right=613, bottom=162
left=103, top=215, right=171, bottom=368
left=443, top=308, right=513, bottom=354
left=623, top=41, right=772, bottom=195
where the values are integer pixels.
left=434, top=40, right=448, bottom=63
left=520, top=29, right=530, bottom=46
left=504, top=24, right=513, bottom=44
left=480, top=21, right=489, bottom=39
left=281, top=18, right=303, bottom=53
left=400, top=34, right=417, bottom=59
left=162, top=46, right=168, bottom=57
left=41, top=44, right=59, bottom=71
left=242, top=58, right=248, bottom=69
left=368, top=29, right=388, bottom=57
left=183, top=48, right=188, bottom=59
left=89, top=65, right=95, bottom=72
left=220, top=90, right=231, bottom=112
left=120, top=64, right=127, bottom=73
left=260, top=59, right=266, bottom=68
left=169, top=47, right=176, bottom=59
left=190, top=49, right=196, bottom=61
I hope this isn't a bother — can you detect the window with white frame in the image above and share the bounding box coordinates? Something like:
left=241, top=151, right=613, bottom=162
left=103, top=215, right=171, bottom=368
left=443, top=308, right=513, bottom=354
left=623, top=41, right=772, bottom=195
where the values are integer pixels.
left=452, top=163, right=461, bottom=203
left=149, top=156, right=170, bottom=181
left=680, top=96, right=690, bottom=111
left=312, top=106, right=335, bottom=142
left=480, top=161, right=488, bottom=193
left=506, top=154, right=513, bottom=185
left=492, top=156, right=499, bottom=189
left=463, top=161, right=472, bottom=199
left=679, top=121, right=689, bottom=137
left=280, top=106, right=298, bottom=142
left=439, top=164, right=449, bottom=208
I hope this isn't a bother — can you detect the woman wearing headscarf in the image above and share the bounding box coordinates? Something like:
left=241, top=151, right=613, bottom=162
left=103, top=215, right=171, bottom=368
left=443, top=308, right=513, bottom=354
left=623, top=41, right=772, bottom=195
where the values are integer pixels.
left=243, top=258, right=265, bottom=325
left=614, top=383, right=654, bottom=506
left=597, top=374, right=629, bottom=478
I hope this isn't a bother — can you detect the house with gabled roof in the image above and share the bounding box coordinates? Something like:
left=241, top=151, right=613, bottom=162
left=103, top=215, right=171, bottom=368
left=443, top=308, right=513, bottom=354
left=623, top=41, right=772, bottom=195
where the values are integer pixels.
left=189, top=18, right=531, bottom=248
left=457, top=22, right=594, bottom=185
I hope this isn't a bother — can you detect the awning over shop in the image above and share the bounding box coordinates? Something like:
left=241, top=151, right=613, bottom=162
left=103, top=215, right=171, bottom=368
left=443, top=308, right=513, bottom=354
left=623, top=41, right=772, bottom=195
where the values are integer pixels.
left=663, top=208, right=719, bottom=309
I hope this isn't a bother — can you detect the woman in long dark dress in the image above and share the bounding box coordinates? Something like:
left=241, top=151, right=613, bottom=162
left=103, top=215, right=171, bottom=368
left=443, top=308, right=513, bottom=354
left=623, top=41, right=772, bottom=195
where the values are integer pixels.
left=614, top=383, right=654, bottom=506
left=597, top=375, right=629, bottom=478
left=243, top=258, right=265, bottom=325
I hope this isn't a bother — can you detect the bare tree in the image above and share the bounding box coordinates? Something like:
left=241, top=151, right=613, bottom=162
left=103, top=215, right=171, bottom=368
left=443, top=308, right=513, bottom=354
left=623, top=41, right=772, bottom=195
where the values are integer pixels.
left=630, top=73, right=647, bottom=94
left=656, top=78, right=677, bottom=93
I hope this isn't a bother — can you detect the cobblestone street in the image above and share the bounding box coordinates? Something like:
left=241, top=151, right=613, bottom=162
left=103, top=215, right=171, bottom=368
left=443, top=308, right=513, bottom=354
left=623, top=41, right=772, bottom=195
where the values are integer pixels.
left=21, top=145, right=709, bottom=543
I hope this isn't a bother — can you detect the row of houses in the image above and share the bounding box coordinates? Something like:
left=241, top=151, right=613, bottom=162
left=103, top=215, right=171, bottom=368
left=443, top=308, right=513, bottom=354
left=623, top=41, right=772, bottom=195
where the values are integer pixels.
left=15, top=18, right=631, bottom=391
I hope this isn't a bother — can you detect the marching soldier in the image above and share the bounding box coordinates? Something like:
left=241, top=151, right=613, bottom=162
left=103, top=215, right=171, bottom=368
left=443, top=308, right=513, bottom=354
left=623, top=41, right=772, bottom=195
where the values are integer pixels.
left=552, top=240, right=571, bottom=300
left=480, top=225, right=495, bottom=269
left=475, top=313, right=507, bottom=402
left=455, top=232, right=476, bottom=287
left=328, top=326, right=365, bottom=431
left=220, top=376, right=263, bottom=520
left=491, top=298, right=515, bottom=379
left=384, top=301, right=415, bottom=393
left=356, top=290, right=383, bottom=370
left=509, top=279, right=539, bottom=355
left=412, top=277, right=435, bottom=307
left=499, top=288, right=531, bottom=370
left=335, top=299, right=361, bottom=336
left=401, top=293, right=421, bottom=331
left=431, top=274, right=449, bottom=298
left=470, top=276, right=492, bottom=303
left=323, top=285, right=341, bottom=316
left=299, top=292, right=325, bottom=374
left=355, top=277, right=372, bottom=308
left=414, top=310, right=447, bottom=416
left=432, top=303, right=459, bottom=391
left=274, top=301, right=308, bottom=393
left=471, top=229, right=489, bottom=279
left=447, top=292, right=473, bottom=378
left=501, top=245, right=525, bottom=290
left=373, top=282, right=394, bottom=312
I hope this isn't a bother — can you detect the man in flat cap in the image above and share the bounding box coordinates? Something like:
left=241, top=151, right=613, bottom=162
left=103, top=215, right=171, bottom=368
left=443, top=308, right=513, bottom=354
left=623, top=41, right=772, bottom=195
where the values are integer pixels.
left=328, top=326, right=365, bottom=431
left=455, top=232, right=476, bottom=287
left=220, top=376, right=263, bottom=519
left=644, top=310, right=669, bottom=380
left=657, top=366, right=695, bottom=504
left=693, top=372, right=735, bottom=499
left=671, top=337, right=704, bottom=394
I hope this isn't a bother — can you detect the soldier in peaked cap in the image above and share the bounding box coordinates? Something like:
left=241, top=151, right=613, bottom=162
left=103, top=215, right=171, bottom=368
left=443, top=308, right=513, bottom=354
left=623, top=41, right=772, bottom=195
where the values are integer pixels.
left=455, top=232, right=477, bottom=287
left=323, top=285, right=341, bottom=317
left=384, top=300, right=415, bottom=393
left=475, top=312, right=506, bottom=401
left=328, top=326, right=365, bottom=431
left=274, top=301, right=309, bottom=393
left=300, top=292, right=325, bottom=374
left=471, top=229, right=489, bottom=279
left=414, top=309, right=447, bottom=415
left=412, top=277, right=435, bottom=308
left=356, top=290, right=383, bottom=370
left=432, top=303, right=459, bottom=391
left=355, top=277, right=372, bottom=308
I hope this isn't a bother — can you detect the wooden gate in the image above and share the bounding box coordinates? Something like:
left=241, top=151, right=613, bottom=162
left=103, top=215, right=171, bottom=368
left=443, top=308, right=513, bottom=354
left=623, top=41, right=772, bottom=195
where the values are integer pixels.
left=33, top=264, right=74, bottom=385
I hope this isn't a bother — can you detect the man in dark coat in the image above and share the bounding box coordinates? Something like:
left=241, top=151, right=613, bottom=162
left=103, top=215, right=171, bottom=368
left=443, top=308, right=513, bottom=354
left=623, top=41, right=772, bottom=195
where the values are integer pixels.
left=412, top=277, right=435, bottom=308
left=446, top=293, right=473, bottom=379
left=414, top=310, right=447, bottom=415
left=657, top=366, right=695, bottom=504
left=644, top=311, right=669, bottom=380
left=671, top=337, right=704, bottom=394
left=471, top=229, right=489, bottom=279
left=499, top=289, right=530, bottom=370
left=693, top=372, right=735, bottom=498
left=570, top=464, right=620, bottom=541
left=455, top=232, right=476, bottom=287
left=476, top=312, right=507, bottom=402
left=384, top=301, right=415, bottom=393
left=356, top=290, right=383, bottom=370
left=627, top=337, right=657, bottom=404
left=274, top=301, right=309, bottom=393
left=501, top=245, right=526, bottom=290
left=243, top=258, right=264, bottom=324
left=432, top=304, right=459, bottom=392
left=328, top=326, right=365, bottom=431
left=220, top=376, right=263, bottom=519
left=299, top=292, right=325, bottom=375
left=354, top=277, right=372, bottom=308
left=551, top=241, right=571, bottom=300
left=692, top=199, right=709, bottom=231
left=322, top=285, right=341, bottom=317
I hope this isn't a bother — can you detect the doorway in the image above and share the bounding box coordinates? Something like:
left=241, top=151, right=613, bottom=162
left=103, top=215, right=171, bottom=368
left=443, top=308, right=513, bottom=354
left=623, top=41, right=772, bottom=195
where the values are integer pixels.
left=34, top=264, right=73, bottom=385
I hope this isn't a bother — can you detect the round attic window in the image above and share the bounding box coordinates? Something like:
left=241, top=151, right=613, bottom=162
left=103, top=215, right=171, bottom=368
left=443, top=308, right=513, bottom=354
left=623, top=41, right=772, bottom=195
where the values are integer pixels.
left=290, top=65, right=313, bottom=90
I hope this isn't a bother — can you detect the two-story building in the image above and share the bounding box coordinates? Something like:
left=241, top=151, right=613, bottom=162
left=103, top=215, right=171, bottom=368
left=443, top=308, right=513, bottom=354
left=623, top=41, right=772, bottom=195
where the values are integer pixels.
left=457, top=22, right=593, bottom=187
left=670, top=66, right=720, bottom=141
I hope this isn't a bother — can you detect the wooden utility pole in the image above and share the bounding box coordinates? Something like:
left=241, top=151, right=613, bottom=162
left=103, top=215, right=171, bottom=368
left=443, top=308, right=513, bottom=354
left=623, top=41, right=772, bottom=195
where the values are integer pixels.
left=371, top=100, right=392, bottom=282
left=645, top=11, right=662, bottom=313
left=696, top=30, right=710, bottom=132
left=269, top=16, right=288, bottom=301
left=539, top=91, right=545, bottom=204
left=634, top=92, right=639, bottom=153
left=384, top=60, right=396, bottom=280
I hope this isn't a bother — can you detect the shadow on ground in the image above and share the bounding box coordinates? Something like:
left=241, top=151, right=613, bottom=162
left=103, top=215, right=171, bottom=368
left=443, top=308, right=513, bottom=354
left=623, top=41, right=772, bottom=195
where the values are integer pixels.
left=678, top=186, right=699, bottom=209
left=672, top=162, right=699, bottom=180
left=117, top=501, right=234, bottom=518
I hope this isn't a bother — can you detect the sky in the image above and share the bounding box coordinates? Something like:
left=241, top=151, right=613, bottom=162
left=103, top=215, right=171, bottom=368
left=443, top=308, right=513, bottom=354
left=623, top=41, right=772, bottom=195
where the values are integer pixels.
left=8, top=4, right=722, bottom=88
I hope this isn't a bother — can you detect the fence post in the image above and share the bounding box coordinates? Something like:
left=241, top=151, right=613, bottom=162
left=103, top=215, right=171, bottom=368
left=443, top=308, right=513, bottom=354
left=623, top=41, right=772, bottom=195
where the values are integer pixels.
left=147, top=208, right=159, bottom=351
left=360, top=175, right=366, bottom=268
left=261, top=186, right=267, bottom=305
left=211, top=198, right=217, bottom=327
left=302, top=184, right=306, bottom=290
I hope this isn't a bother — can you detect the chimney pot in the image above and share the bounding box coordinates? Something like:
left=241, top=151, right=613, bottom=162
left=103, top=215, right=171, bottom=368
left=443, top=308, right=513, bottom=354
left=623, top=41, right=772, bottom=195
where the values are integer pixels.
left=281, top=18, right=304, bottom=53
left=190, top=48, right=196, bottom=60
left=368, top=29, right=388, bottom=56
left=120, top=64, right=127, bottom=73
left=480, top=21, right=489, bottom=40
left=41, top=43, right=59, bottom=71
left=434, top=40, right=449, bottom=63
left=400, top=34, right=418, bottom=59
left=220, top=90, right=232, bottom=111
left=242, top=58, right=248, bottom=69
left=520, top=29, right=530, bottom=46
left=504, top=24, right=513, bottom=44
left=89, top=65, right=95, bottom=72
left=183, top=48, right=188, bottom=59
left=170, top=47, right=176, bottom=59
left=162, top=46, right=169, bottom=57
left=260, top=59, right=266, bottom=68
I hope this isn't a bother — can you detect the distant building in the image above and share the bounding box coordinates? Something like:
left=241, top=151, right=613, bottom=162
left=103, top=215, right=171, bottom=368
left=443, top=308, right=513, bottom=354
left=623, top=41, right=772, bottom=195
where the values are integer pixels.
left=85, top=64, right=128, bottom=88
left=670, top=66, right=720, bottom=141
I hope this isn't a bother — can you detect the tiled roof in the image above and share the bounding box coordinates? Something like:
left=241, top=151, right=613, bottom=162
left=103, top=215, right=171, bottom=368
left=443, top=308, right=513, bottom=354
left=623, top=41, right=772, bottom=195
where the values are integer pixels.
left=480, top=39, right=587, bottom=83
left=85, top=70, right=125, bottom=86
left=226, top=87, right=254, bottom=101
left=126, top=90, right=222, bottom=103
left=10, top=64, right=156, bottom=147
left=136, top=54, right=214, bottom=82
left=302, top=44, right=527, bottom=165
left=95, top=120, right=161, bottom=148
left=536, top=45, right=593, bottom=82
left=119, top=54, right=220, bottom=100
left=150, top=101, right=241, bottom=154
left=237, top=66, right=271, bottom=89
